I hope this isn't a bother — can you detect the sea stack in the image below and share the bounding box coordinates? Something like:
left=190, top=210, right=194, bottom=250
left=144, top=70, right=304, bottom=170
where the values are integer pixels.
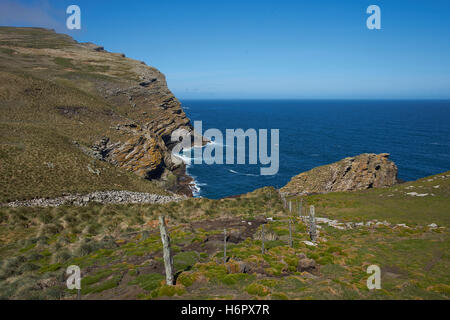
left=281, top=153, right=398, bottom=196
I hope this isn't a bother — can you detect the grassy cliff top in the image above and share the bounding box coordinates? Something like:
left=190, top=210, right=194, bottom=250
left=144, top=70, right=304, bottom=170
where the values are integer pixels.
left=0, top=27, right=192, bottom=201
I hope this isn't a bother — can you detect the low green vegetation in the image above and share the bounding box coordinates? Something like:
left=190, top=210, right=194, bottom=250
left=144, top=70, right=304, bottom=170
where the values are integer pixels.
left=0, top=176, right=448, bottom=300
left=301, top=171, right=450, bottom=227
left=129, top=273, right=164, bottom=291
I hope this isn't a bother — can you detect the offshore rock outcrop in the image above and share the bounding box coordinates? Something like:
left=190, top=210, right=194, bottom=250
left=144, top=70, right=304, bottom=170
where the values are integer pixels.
left=281, top=153, right=398, bottom=196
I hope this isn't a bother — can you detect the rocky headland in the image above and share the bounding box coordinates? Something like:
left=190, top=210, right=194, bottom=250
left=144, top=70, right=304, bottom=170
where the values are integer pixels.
left=0, top=27, right=202, bottom=200
left=281, top=153, right=398, bottom=196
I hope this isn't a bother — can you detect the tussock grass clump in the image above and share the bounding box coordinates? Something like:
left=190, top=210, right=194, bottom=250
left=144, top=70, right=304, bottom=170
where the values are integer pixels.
left=128, top=273, right=164, bottom=291
left=173, top=251, right=199, bottom=272
left=39, top=223, right=63, bottom=236
left=51, top=250, right=72, bottom=264
left=0, top=255, right=27, bottom=279
left=73, top=238, right=116, bottom=257
left=246, top=283, right=270, bottom=296
left=18, top=262, right=40, bottom=273
left=253, top=229, right=279, bottom=241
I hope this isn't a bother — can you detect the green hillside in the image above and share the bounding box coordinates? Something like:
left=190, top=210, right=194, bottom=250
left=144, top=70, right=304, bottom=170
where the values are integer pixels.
left=0, top=173, right=448, bottom=300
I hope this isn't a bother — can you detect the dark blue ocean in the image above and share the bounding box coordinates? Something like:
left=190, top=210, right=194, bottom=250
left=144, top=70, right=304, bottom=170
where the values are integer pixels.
left=180, top=100, right=450, bottom=199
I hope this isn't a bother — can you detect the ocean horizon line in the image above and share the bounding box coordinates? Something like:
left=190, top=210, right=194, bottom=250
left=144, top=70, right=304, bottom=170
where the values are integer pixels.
left=179, top=98, right=450, bottom=102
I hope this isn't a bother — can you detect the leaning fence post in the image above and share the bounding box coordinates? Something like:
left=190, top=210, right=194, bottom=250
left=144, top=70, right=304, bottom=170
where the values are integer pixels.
left=223, top=228, right=227, bottom=264
left=159, top=215, right=174, bottom=285
left=298, top=200, right=302, bottom=220
left=309, top=205, right=317, bottom=242
left=261, top=224, right=265, bottom=254
left=283, top=197, right=287, bottom=209
left=288, top=219, right=293, bottom=248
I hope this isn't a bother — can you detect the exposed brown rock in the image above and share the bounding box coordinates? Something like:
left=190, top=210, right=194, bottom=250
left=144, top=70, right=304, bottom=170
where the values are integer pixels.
left=297, top=258, right=317, bottom=273
left=109, top=134, right=164, bottom=179
left=281, top=153, right=398, bottom=195
left=226, top=259, right=252, bottom=274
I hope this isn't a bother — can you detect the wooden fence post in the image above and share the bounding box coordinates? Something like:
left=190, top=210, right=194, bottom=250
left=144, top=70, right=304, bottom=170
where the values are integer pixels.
left=159, top=215, right=174, bottom=285
left=288, top=219, right=293, bottom=248
left=223, top=228, right=227, bottom=264
left=309, top=205, right=317, bottom=242
left=261, top=224, right=265, bottom=254
left=298, top=200, right=302, bottom=220
left=289, top=201, right=292, bottom=213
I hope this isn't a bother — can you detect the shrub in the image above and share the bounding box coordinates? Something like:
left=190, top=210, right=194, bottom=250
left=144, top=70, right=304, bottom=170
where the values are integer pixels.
left=0, top=255, right=27, bottom=278
left=220, top=273, right=249, bottom=286
left=18, top=262, right=40, bottom=273
left=246, top=283, right=270, bottom=296
left=157, top=284, right=185, bottom=297
left=51, top=250, right=72, bottom=264
left=129, top=273, right=164, bottom=291
left=177, top=272, right=195, bottom=287
left=271, top=292, right=289, bottom=300
left=173, top=251, right=199, bottom=272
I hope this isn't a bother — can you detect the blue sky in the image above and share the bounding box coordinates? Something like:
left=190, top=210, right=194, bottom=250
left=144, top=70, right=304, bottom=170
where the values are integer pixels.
left=1, top=0, right=450, bottom=99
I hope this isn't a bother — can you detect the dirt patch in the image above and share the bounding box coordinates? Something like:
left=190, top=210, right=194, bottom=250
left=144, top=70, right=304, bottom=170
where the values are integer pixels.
left=190, top=216, right=266, bottom=236
left=381, top=265, right=408, bottom=279
left=55, top=105, right=88, bottom=118
left=181, top=217, right=267, bottom=254
left=424, top=249, right=443, bottom=273
left=76, top=216, right=269, bottom=300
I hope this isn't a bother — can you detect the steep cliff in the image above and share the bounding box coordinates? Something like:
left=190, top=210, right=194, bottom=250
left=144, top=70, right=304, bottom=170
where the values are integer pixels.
left=281, top=153, right=398, bottom=195
left=0, top=27, right=195, bottom=201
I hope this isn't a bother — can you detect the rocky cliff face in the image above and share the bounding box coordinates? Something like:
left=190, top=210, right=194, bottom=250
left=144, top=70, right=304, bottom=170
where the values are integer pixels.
left=80, top=44, right=197, bottom=194
left=0, top=27, right=197, bottom=198
left=281, top=153, right=398, bottom=196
